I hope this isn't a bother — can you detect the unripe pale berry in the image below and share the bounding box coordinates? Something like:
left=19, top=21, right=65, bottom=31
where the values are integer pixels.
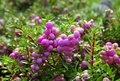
left=105, top=42, right=112, bottom=46
left=103, top=77, right=110, bottom=81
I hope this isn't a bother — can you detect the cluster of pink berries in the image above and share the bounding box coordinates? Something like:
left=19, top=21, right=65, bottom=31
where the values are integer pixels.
left=38, top=21, right=59, bottom=56
left=9, top=48, right=28, bottom=66
left=101, top=42, right=120, bottom=64
left=56, top=27, right=84, bottom=57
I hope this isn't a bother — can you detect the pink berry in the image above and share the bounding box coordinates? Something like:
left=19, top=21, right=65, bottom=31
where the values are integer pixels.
left=31, top=64, right=39, bottom=71
left=103, top=77, right=110, bottom=81
left=46, top=21, right=54, bottom=29
left=80, top=61, right=88, bottom=69
left=16, top=77, right=21, bottom=81
left=106, top=49, right=115, bottom=56
left=44, top=52, right=50, bottom=57
left=57, top=46, right=63, bottom=53
left=77, top=28, right=84, bottom=34
left=36, top=58, right=43, bottom=64
left=41, top=39, right=49, bottom=47
left=44, top=29, right=51, bottom=35
left=84, top=23, right=90, bottom=29
left=113, top=55, right=119, bottom=62
left=74, top=31, right=80, bottom=38
left=105, top=42, right=112, bottom=46
left=68, top=34, right=74, bottom=40
left=32, top=52, right=37, bottom=58
left=61, top=34, right=67, bottom=39
left=52, top=28, right=59, bottom=35
left=9, top=52, right=18, bottom=59
left=38, top=36, right=44, bottom=43
left=49, top=33, right=55, bottom=40
left=47, top=45, right=53, bottom=51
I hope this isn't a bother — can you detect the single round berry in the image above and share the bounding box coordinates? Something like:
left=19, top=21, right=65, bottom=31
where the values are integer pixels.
left=41, top=39, right=49, bottom=47
left=44, top=52, right=50, bottom=57
left=44, top=29, right=51, bottom=35
left=83, top=72, right=89, bottom=80
left=16, top=77, right=21, bottom=81
left=31, top=64, right=39, bottom=71
left=38, top=36, right=43, bottom=43
left=74, top=31, right=80, bottom=38
left=113, top=55, right=119, bottom=62
left=80, top=61, right=88, bottom=69
left=70, top=25, right=76, bottom=32
left=68, top=34, right=74, bottom=40
left=84, top=23, right=90, bottom=29
left=77, top=28, right=84, bottom=34
left=47, top=45, right=53, bottom=51
left=9, top=52, right=18, bottom=59
left=32, top=52, right=37, bottom=58
left=105, top=42, right=112, bottom=46
left=36, top=58, right=43, bottom=64
left=106, top=49, right=115, bottom=56
left=49, top=33, right=55, bottom=40
left=103, top=77, right=110, bottom=81
left=52, top=28, right=59, bottom=35
left=61, top=34, right=67, bottom=39
left=46, top=21, right=54, bottom=29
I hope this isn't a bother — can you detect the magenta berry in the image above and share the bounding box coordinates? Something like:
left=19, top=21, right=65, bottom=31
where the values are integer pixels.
left=74, top=31, right=80, bottom=38
left=113, top=55, right=119, bottom=62
left=44, top=29, right=51, bottom=35
left=32, top=52, right=37, bottom=58
left=47, top=45, right=53, bottom=51
left=84, top=23, right=90, bottom=29
left=41, top=39, right=49, bottom=47
left=44, top=52, right=50, bottom=57
left=31, top=64, right=39, bottom=71
left=49, top=33, right=55, bottom=40
left=46, top=21, right=54, bottom=29
left=61, top=34, right=67, bottom=39
left=106, top=49, right=115, bottom=56
left=80, top=61, right=88, bottom=69
left=77, top=28, right=84, bottom=34
left=9, top=52, right=18, bottom=59
left=38, top=36, right=44, bottom=43
left=68, top=34, right=74, bottom=40
left=52, top=28, right=59, bottom=35
left=36, top=58, right=43, bottom=64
